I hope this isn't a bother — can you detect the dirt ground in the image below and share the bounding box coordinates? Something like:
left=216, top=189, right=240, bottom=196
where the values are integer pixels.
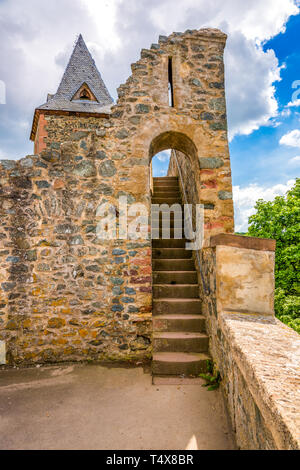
left=0, top=363, right=236, bottom=450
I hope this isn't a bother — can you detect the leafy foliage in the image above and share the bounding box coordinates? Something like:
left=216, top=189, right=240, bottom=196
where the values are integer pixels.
left=247, top=179, right=300, bottom=333
left=199, top=360, right=221, bottom=391
left=274, top=288, right=300, bottom=333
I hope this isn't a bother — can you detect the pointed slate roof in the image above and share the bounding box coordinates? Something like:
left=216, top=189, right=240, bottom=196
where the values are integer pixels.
left=37, top=34, right=113, bottom=114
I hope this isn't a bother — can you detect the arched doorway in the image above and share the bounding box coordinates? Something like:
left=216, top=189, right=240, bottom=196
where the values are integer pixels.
left=149, top=131, right=198, bottom=162
left=148, top=132, right=209, bottom=378
left=149, top=131, right=199, bottom=238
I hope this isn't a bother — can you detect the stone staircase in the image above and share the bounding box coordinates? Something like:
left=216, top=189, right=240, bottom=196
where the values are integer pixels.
left=151, top=176, right=210, bottom=378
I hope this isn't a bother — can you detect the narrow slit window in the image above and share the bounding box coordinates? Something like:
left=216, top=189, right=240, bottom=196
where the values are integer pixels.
left=168, top=57, right=174, bottom=107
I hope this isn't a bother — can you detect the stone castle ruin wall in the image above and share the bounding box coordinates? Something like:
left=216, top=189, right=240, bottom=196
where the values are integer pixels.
left=0, top=28, right=299, bottom=450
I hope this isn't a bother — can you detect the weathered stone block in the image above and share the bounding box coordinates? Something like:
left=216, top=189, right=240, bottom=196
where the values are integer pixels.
left=111, top=278, right=124, bottom=286
left=209, top=98, right=226, bottom=112
left=99, top=160, right=117, bottom=177
left=36, top=180, right=50, bottom=189
left=73, top=161, right=96, bottom=177
left=116, top=129, right=129, bottom=139
left=55, top=224, right=78, bottom=234
left=199, top=157, right=224, bottom=169
left=70, top=235, right=84, bottom=245
left=200, top=112, right=214, bottom=120
left=1, top=282, right=16, bottom=292
left=48, top=318, right=66, bottom=328
left=70, top=131, right=88, bottom=141
left=191, top=78, right=202, bottom=87
left=1, top=160, right=17, bottom=170
left=210, top=121, right=227, bottom=131
left=135, top=104, right=150, bottom=114
left=218, top=191, right=232, bottom=200
left=41, top=150, right=60, bottom=163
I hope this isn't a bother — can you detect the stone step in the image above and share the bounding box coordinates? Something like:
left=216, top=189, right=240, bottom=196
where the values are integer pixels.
left=153, top=314, right=206, bottom=333
left=153, top=176, right=178, bottom=181
left=153, top=298, right=202, bottom=315
left=152, top=248, right=192, bottom=259
left=152, top=198, right=181, bottom=204
left=153, top=284, right=199, bottom=298
left=153, top=186, right=180, bottom=193
left=151, top=220, right=188, bottom=231
left=151, top=221, right=184, bottom=230
left=152, top=239, right=187, bottom=248
left=152, top=197, right=182, bottom=205
left=153, top=259, right=195, bottom=271
left=153, top=177, right=178, bottom=182
left=151, top=227, right=187, bottom=239
left=151, top=211, right=184, bottom=220
left=153, top=271, right=198, bottom=284
left=153, top=332, right=209, bottom=353
left=151, top=175, right=207, bottom=377
left=152, top=226, right=186, bottom=231
left=153, top=179, right=179, bottom=185
left=153, top=191, right=181, bottom=198
left=153, top=179, right=179, bottom=189
left=151, top=224, right=185, bottom=233
left=152, top=352, right=210, bottom=376
left=151, top=206, right=183, bottom=214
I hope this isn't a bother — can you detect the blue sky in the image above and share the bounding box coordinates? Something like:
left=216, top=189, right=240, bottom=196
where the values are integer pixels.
left=0, top=0, right=299, bottom=231
left=230, top=13, right=300, bottom=187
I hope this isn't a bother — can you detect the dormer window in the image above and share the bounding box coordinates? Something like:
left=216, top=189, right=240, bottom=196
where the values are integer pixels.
left=79, top=88, right=91, bottom=100
left=72, top=83, right=98, bottom=102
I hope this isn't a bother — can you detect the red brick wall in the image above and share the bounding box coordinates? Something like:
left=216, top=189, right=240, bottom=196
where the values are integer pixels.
left=34, top=114, right=48, bottom=154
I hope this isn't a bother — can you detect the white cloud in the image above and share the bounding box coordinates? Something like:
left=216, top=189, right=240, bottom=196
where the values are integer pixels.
left=225, top=33, right=281, bottom=140
left=233, top=179, right=295, bottom=232
left=286, top=99, right=300, bottom=108
left=279, top=129, right=300, bottom=147
left=281, top=108, right=292, bottom=117
left=145, top=0, right=298, bottom=41
left=289, top=155, right=300, bottom=165
left=155, top=150, right=171, bottom=163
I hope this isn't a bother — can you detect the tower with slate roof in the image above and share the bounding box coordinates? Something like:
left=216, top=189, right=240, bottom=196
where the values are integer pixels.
left=30, top=34, right=113, bottom=153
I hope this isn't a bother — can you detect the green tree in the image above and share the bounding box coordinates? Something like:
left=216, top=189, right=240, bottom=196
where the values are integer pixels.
left=247, top=178, right=300, bottom=333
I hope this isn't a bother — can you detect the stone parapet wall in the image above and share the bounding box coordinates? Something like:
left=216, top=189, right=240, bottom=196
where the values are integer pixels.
left=199, top=234, right=300, bottom=450
left=219, top=312, right=300, bottom=450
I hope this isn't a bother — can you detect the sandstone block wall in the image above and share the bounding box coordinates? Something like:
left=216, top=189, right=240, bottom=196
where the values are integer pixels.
left=199, top=235, right=300, bottom=450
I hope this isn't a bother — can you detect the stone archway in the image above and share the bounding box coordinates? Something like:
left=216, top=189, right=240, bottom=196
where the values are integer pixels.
left=149, top=131, right=198, bottom=163
left=148, top=131, right=199, bottom=206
